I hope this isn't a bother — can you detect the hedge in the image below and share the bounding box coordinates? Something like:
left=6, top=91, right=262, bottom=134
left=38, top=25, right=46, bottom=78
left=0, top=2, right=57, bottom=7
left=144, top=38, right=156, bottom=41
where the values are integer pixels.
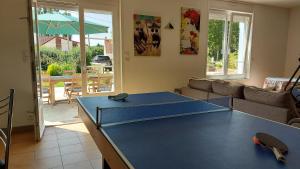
left=40, top=45, right=104, bottom=73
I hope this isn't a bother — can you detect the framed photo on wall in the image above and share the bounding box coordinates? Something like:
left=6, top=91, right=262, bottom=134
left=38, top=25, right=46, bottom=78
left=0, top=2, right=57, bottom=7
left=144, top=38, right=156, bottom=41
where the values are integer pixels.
left=180, top=7, right=201, bottom=55
left=134, top=14, right=161, bottom=56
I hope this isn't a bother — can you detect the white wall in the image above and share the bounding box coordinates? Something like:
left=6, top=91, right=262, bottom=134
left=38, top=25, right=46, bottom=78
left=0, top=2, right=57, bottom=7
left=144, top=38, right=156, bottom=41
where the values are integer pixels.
left=121, top=0, right=208, bottom=93
left=284, top=6, right=300, bottom=77
left=0, top=0, right=35, bottom=127
left=241, top=4, right=289, bottom=86
left=121, top=0, right=289, bottom=92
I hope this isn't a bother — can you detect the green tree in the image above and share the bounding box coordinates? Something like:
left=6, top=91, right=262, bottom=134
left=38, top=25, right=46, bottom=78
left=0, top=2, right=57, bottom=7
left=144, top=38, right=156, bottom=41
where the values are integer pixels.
left=207, top=20, right=240, bottom=70
left=208, top=20, right=225, bottom=62
left=230, top=22, right=239, bottom=53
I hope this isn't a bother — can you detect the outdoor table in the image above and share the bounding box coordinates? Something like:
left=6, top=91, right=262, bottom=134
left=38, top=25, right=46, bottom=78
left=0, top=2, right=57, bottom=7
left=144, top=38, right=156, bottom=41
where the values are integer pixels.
left=42, top=73, right=113, bottom=105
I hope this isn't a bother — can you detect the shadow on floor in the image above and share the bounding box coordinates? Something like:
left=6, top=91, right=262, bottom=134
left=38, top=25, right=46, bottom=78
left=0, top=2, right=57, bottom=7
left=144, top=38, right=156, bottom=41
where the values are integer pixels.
left=44, top=102, right=82, bottom=126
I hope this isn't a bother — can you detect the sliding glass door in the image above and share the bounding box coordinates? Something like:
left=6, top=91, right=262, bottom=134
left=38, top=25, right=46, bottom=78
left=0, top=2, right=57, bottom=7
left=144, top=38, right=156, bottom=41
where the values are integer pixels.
left=80, top=3, right=121, bottom=96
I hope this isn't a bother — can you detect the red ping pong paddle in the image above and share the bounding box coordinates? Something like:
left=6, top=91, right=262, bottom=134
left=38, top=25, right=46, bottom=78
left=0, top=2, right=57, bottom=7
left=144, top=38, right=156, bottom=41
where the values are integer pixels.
left=253, top=132, right=288, bottom=163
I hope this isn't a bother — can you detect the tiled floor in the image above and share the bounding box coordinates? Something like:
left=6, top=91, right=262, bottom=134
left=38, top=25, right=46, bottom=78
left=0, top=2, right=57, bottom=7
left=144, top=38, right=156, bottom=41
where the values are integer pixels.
left=5, top=123, right=102, bottom=169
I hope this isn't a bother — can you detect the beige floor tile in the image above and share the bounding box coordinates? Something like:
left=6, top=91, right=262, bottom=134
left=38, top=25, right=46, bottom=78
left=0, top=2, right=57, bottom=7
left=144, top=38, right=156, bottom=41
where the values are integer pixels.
left=11, top=132, right=35, bottom=144
left=81, top=140, right=98, bottom=151
left=10, top=152, right=35, bottom=166
left=84, top=149, right=102, bottom=160
left=35, top=155, right=63, bottom=169
left=55, top=127, right=74, bottom=134
left=63, top=161, right=94, bottom=169
left=50, top=167, right=64, bottom=169
left=34, top=140, right=59, bottom=151
left=9, top=163, right=36, bottom=169
left=77, top=131, right=90, bottom=137
left=11, top=142, right=36, bottom=154
left=61, top=152, right=89, bottom=165
left=57, top=132, right=78, bottom=140
left=10, top=123, right=103, bottom=169
left=90, top=159, right=102, bottom=169
left=79, top=135, right=94, bottom=143
left=58, top=137, right=81, bottom=146
left=60, top=143, right=84, bottom=155
left=35, top=147, right=60, bottom=160
left=42, top=133, right=58, bottom=142
left=43, top=128, right=56, bottom=136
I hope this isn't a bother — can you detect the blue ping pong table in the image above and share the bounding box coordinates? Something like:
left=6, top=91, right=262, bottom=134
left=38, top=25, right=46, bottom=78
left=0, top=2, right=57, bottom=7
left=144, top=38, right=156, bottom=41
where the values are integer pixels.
left=77, top=92, right=300, bottom=169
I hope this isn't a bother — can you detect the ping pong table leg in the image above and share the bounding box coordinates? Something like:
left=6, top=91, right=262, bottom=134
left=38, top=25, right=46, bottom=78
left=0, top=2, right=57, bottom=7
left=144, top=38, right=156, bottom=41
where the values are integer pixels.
left=103, top=158, right=111, bottom=169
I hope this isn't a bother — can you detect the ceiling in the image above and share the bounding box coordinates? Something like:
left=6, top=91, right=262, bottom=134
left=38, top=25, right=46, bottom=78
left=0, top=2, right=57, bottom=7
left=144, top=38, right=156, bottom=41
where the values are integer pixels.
left=233, top=0, right=300, bottom=8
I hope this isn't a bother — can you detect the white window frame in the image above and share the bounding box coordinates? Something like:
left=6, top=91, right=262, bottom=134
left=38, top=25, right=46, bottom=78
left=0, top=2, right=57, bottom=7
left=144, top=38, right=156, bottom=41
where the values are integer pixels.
left=206, top=9, right=253, bottom=80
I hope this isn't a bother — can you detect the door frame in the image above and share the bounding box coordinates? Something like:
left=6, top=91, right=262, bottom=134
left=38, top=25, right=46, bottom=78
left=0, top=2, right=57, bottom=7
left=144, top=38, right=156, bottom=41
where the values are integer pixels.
left=79, top=0, right=122, bottom=96
left=28, top=0, right=45, bottom=141
left=28, top=0, right=122, bottom=139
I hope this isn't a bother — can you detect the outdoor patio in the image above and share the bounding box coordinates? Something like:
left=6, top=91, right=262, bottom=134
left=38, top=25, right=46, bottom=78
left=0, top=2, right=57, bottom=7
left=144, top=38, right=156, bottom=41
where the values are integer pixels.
left=43, top=87, right=81, bottom=126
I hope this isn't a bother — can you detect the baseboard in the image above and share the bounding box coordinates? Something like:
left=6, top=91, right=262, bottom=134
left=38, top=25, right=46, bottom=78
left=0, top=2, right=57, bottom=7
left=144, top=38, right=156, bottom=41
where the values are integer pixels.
left=12, top=125, right=34, bottom=134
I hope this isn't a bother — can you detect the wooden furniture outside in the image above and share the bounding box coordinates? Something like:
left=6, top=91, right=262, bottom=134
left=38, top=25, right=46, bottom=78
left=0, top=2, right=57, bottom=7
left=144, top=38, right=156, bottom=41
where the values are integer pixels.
left=87, top=69, right=113, bottom=93
left=87, top=69, right=100, bottom=93
left=42, top=75, right=74, bottom=104
left=41, top=73, right=51, bottom=103
left=98, top=75, right=113, bottom=92
left=67, top=74, right=82, bottom=103
left=63, top=70, right=76, bottom=95
left=42, top=73, right=113, bottom=104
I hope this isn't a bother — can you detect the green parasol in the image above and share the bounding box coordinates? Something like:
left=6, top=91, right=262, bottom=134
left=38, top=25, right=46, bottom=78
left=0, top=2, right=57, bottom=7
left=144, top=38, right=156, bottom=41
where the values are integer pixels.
left=37, top=13, right=108, bottom=35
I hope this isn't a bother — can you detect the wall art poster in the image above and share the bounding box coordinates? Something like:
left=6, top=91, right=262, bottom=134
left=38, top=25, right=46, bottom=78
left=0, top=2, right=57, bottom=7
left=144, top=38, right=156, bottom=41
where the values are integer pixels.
left=134, top=14, right=161, bottom=56
left=180, top=7, right=200, bottom=55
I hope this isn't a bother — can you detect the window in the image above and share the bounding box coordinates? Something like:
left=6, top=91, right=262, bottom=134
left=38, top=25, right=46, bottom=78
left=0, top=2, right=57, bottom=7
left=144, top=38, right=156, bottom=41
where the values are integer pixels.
left=206, top=9, right=253, bottom=79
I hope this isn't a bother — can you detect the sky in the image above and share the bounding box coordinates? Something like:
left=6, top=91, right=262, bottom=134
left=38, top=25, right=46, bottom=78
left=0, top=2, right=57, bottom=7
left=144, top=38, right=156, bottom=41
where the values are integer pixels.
left=70, top=11, right=113, bottom=46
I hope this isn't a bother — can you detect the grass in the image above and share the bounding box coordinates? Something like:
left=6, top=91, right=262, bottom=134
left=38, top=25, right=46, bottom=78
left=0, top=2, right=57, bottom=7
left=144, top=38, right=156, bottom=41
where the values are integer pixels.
left=55, top=82, right=65, bottom=87
left=43, top=82, right=65, bottom=88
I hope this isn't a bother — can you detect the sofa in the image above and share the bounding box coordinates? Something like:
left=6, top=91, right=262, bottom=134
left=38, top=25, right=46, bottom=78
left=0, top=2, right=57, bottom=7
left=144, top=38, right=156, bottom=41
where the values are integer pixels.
left=178, top=79, right=295, bottom=124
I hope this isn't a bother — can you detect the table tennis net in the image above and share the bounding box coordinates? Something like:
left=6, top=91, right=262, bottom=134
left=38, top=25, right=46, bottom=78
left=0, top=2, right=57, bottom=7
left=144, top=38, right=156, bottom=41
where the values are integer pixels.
left=97, top=97, right=232, bottom=126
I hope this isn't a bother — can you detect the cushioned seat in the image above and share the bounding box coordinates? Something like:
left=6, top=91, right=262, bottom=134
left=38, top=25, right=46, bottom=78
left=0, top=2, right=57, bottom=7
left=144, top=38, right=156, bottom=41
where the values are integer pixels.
left=179, top=78, right=291, bottom=124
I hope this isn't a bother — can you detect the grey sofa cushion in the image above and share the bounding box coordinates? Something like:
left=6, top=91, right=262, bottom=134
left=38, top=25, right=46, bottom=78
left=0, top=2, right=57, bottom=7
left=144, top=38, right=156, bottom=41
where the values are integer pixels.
left=180, top=87, right=208, bottom=100
left=212, top=80, right=244, bottom=98
left=188, top=79, right=212, bottom=92
left=233, top=98, right=288, bottom=123
left=243, top=86, right=288, bottom=108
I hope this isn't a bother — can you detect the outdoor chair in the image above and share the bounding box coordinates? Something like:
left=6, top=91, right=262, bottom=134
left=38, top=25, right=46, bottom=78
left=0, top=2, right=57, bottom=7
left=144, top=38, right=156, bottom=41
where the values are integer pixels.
left=97, top=75, right=113, bottom=92
left=41, top=72, right=51, bottom=104
left=67, top=74, right=82, bottom=103
left=87, top=68, right=100, bottom=93
left=63, top=70, right=76, bottom=96
left=0, top=89, right=15, bottom=169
